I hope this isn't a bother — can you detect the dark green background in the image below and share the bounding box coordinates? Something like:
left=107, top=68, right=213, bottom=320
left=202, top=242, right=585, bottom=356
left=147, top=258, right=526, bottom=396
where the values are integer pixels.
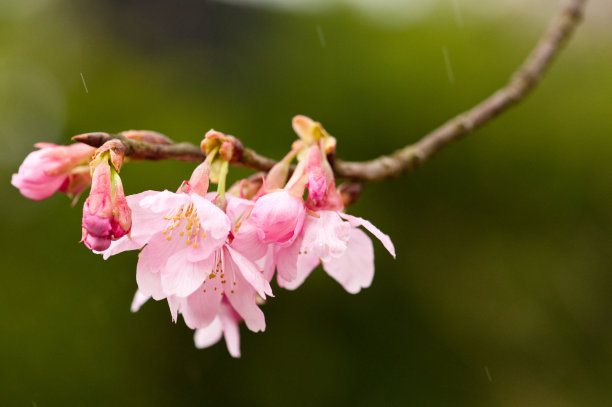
left=2, top=0, right=612, bottom=405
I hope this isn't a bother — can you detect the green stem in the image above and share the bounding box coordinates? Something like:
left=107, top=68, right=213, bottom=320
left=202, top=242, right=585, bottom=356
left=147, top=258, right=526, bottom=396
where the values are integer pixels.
left=216, top=160, right=230, bottom=202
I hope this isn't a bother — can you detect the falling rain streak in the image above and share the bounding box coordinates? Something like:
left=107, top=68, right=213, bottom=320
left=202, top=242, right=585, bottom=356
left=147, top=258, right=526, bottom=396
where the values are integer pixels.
left=80, top=72, right=89, bottom=94
left=442, top=46, right=455, bottom=84
left=316, top=25, right=327, bottom=48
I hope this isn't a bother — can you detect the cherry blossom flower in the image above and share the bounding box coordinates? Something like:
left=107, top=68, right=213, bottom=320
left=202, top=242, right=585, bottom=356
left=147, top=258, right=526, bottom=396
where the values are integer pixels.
left=102, top=155, right=272, bottom=356
left=113, top=188, right=232, bottom=299
left=272, top=132, right=396, bottom=293
left=11, top=142, right=94, bottom=200
left=123, top=191, right=270, bottom=357
left=165, top=195, right=271, bottom=338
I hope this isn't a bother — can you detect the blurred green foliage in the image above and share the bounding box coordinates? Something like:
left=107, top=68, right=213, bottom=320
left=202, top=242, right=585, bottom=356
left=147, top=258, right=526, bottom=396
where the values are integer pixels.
left=1, top=0, right=612, bottom=405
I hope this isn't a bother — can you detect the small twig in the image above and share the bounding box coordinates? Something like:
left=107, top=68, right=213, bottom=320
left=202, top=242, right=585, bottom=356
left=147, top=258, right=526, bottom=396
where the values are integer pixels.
left=334, top=0, right=586, bottom=181
left=73, top=0, right=587, bottom=182
left=72, top=132, right=278, bottom=170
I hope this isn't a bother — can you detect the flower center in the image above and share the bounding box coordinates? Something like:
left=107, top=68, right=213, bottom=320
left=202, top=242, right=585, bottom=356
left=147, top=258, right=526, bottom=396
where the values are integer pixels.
left=162, top=203, right=206, bottom=248
left=202, top=250, right=237, bottom=296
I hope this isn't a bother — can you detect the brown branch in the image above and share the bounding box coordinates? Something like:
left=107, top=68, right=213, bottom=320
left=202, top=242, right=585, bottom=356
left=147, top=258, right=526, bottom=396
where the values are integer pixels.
left=74, top=0, right=587, bottom=181
left=73, top=131, right=278, bottom=171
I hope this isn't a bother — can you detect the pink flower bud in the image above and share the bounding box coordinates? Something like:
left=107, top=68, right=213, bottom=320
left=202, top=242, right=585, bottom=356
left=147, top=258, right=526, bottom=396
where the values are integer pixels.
left=185, top=160, right=210, bottom=197
left=82, top=159, right=132, bottom=251
left=251, top=190, right=305, bottom=245
left=11, top=142, right=94, bottom=200
left=308, top=169, right=327, bottom=201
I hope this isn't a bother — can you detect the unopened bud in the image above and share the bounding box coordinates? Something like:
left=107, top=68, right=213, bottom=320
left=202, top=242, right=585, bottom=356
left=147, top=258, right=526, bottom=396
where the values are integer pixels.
left=81, top=156, right=132, bottom=251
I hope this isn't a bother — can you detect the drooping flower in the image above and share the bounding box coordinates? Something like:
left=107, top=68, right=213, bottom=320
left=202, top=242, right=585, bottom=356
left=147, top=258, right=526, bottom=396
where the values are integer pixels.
left=11, top=142, right=94, bottom=200
left=102, top=146, right=272, bottom=344
left=164, top=195, right=271, bottom=342
left=81, top=141, right=132, bottom=251
left=272, top=118, right=396, bottom=293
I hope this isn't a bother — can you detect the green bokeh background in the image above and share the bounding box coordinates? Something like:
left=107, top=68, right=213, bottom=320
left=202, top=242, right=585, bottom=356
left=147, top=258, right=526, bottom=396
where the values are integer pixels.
left=2, top=0, right=612, bottom=405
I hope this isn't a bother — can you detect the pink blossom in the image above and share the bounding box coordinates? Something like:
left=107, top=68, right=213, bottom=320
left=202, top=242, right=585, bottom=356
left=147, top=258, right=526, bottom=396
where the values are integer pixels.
left=11, top=142, right=94, bottom=200
left=82, top=159, right=132, bottom=251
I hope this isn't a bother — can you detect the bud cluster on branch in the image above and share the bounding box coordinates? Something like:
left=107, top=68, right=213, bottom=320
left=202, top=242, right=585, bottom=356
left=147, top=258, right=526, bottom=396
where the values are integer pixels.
left=9, top=0, right=586, bottom=356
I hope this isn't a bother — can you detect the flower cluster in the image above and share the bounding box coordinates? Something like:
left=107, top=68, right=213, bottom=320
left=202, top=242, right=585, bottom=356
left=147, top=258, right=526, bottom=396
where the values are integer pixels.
left=12, top=116, right=395, bottom=357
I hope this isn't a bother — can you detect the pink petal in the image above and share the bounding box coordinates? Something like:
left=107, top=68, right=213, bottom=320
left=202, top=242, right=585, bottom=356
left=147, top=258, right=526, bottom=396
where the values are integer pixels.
left=167, top=295, right=181, bottom=322
left=139, top=232, right=186, bottom=273
left=225, top=195, right=254, bottom=224
left=130, top=290, right=150, bottom=312
left=230, top=219, right=268, bottom=261
left=194, top=318, right=223, bottom=349
left=140, top=190, right=190, bottom=213
left=277, top=240, right=320, bottom=290
left=191, top=194, right=231, bottom=240
left=11, top=170, right=65, bottom=200
left=258, top=246, right=277, bottom=282
left=223, top=252, right=266, bottom=332
left=99, top=235, right=143, bottom=259
left=161, top=251, right=213, bottom=297
left=301, top=211, right=350, bottom=262
left=225, top=246, right=272, bottom=299
left=128, top=191, right=173, bottom=242
left=322, top=228, right=374, bottom=294
left=181, top=282, right=223, bottom=330
left=339, top=213, right=396, bottom=258
left=275, top=236, right=300, bottom=284
left=11, top=148, right=67, bottom=200
left=219, top=308, right=241, bottom=358
left=136, top=252, right=165, bottom=300
left=186, top=194, right=230, bottom=262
